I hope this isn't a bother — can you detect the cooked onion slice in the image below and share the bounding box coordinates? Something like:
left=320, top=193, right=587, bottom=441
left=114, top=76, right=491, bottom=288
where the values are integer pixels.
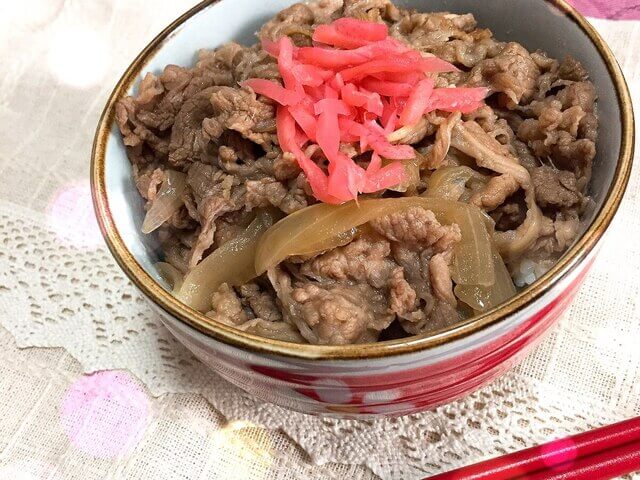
left=295, top=227, right=359, bottom=257
left=155, top=262, right=184, bottom=292
left=425, top=165, right=488, bottom=201
left=236, top=319, right=306, bottom=343
left=454, top=248, right=516, bottom=312
left=447, top=204, right=495, bottom=287
left=141, top=170, right=187, bottom=234
left=450, top=120, right=545, bottom=259
left=176, top=210, right=277, bottom=312
left=255, top=198, right=495, bottom=286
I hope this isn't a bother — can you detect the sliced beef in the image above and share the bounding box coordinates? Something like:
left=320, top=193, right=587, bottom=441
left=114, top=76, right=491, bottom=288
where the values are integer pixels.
left=370, top=206, right=461, bottom=248
left=205, top=284, right=247, bottom=326
left=549, top=133, right=595, bottom=189
left=232, top=44, right=282, bottom=83
left=429, top=252, right=456, bottom=306
left=556, top=82, right=597, bottom=112
left=532, top=212, right=581, bottom=254
left=270, top=222, right=462, bottom=344
left=390, top=11, right=479, bottom=54
left=467, top=42, right=541, bottom=107
left=130, top=74, right=172, bottom=131
left=528, top=52, right=562, bottom=101
left=279, top=174, right=310, bottom=213
left=116, top=96, right=169, bottom=156
left=369, top=207, right=461, bottom=331
left=186, top=162, right=244, bottom=266
left=206, top=282, right=303, bottom=343
left=239, top=282, right=283, bottom=322
left=470, top=174, right=519, bottom=211
left=308, top=0, right=344, bottom=24
left=510, top=138, right=540, bottom=170
left=245, top=178, right=288, bottom=211
left=290, top=282, right=394, bottom=345
left=203, top=86, right=275, bottom=146
left=392, top=246, right=459, bottom=335
left=558, top=55, right=590, bottom=82
left=522, top=127, right=595, bottom=190
left=116, top=62, right=228, bottom=166
left=267, top=266, right=392, bottom=345
left=194, top=43, right=244, bottom=87
left=132, top=163, right=165, bottom=201
left=299, top=235, right=396, bottom=288
left=465, top=105, right=516, bottom=145
left=215, top=131, right=273, bottom=178
left=244, top=174, right=310, bottom=214
left=168, top=87, right=216, bottom=167
left=579, top=112, right=598, bottom=142
left=370, top=207, right=461, bottom=308
left=343, top=0, right=400, bottom=22
left=102, top=27, right=275, bottom=260
left=516, top=80, right=597, bottom=190
left=530, top=166, right=581, bottom=208
left=135, top=72, right=165, bottom=108
left=388, top=267, right=418, bottom=315
left=273, top=152, right=302, bottom=181
left=429, top=34, right=502, bottom=69
left=259, top=3, right=315, bottom=44
left=392, top=246, right=433, bottom=303
left=167, top=207, right=196, bottom=231
left=490, top=198, right=527, bottom=232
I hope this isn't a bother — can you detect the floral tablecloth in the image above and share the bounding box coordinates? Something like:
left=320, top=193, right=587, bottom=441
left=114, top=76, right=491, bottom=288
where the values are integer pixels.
left=1, top=1, right=639, bottom=479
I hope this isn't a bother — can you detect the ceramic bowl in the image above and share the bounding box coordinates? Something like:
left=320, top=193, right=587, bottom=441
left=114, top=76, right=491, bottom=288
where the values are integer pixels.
left=91, top=0, right=633, bottom=417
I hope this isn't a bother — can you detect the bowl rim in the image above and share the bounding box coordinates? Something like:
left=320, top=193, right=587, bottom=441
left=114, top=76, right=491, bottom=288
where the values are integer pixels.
left=91, top=0, right=634, bottom=360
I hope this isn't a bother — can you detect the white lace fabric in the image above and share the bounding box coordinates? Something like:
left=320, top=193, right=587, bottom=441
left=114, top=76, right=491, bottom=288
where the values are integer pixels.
left=1, top=2, right=640, bottom=479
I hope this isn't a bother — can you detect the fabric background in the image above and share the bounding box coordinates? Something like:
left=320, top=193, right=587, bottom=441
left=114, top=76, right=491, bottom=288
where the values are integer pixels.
left=1, top=1, right=639, bottom=479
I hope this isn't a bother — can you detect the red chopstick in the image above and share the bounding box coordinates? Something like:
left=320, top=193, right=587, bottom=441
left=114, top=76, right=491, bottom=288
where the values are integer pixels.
left=426, top=417, right=640, bottom=480
left=522, top=440, right=640, bottom=480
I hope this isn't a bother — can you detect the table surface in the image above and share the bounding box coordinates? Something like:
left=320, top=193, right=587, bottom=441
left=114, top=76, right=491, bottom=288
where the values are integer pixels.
left=1, top=1, right=639, bottom=479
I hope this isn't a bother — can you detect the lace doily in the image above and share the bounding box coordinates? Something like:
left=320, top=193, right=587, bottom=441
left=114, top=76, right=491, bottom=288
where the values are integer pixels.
left=2, top=193, right=639, bottom=479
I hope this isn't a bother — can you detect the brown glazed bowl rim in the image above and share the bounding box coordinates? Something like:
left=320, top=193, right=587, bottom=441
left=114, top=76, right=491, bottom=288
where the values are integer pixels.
left=91, top=0, right=634, bottom=360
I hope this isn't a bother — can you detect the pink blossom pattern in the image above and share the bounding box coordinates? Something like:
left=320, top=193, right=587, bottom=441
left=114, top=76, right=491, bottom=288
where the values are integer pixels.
left=46, top=181, right=103, bottom=250
left=568, top=0, right=640, bottom=20
left=60, top=371, right=149, bottom=458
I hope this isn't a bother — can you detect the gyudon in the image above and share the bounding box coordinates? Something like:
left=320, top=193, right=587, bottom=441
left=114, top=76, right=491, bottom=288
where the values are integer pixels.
left=116, top=0, right=597, bottom=345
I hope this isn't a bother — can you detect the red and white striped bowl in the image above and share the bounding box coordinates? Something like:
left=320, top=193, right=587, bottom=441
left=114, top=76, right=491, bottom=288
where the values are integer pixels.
left=91, top=0, right=634, bottom=417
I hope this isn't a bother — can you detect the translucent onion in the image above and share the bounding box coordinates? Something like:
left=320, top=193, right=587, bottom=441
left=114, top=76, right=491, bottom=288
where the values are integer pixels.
left=425, top=166, right=488, bottom=201
left=295, top=227, right=359, bottom=257
left=447, top=204, right=495, bottom=287
left=155, top=262, right=184, bottom=292
left=236, top=319, right=306, bottom=343
left=387, top=117, right=429, bottom=144
left=450, top=121, right=544, bottom=258
left=141, top=170, right=187, bottom=234
left=454, top=248, right=517, bottom=311
left=255, top=198, right=495, bottom=286
left=176, top=210, right=277, bottom=312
